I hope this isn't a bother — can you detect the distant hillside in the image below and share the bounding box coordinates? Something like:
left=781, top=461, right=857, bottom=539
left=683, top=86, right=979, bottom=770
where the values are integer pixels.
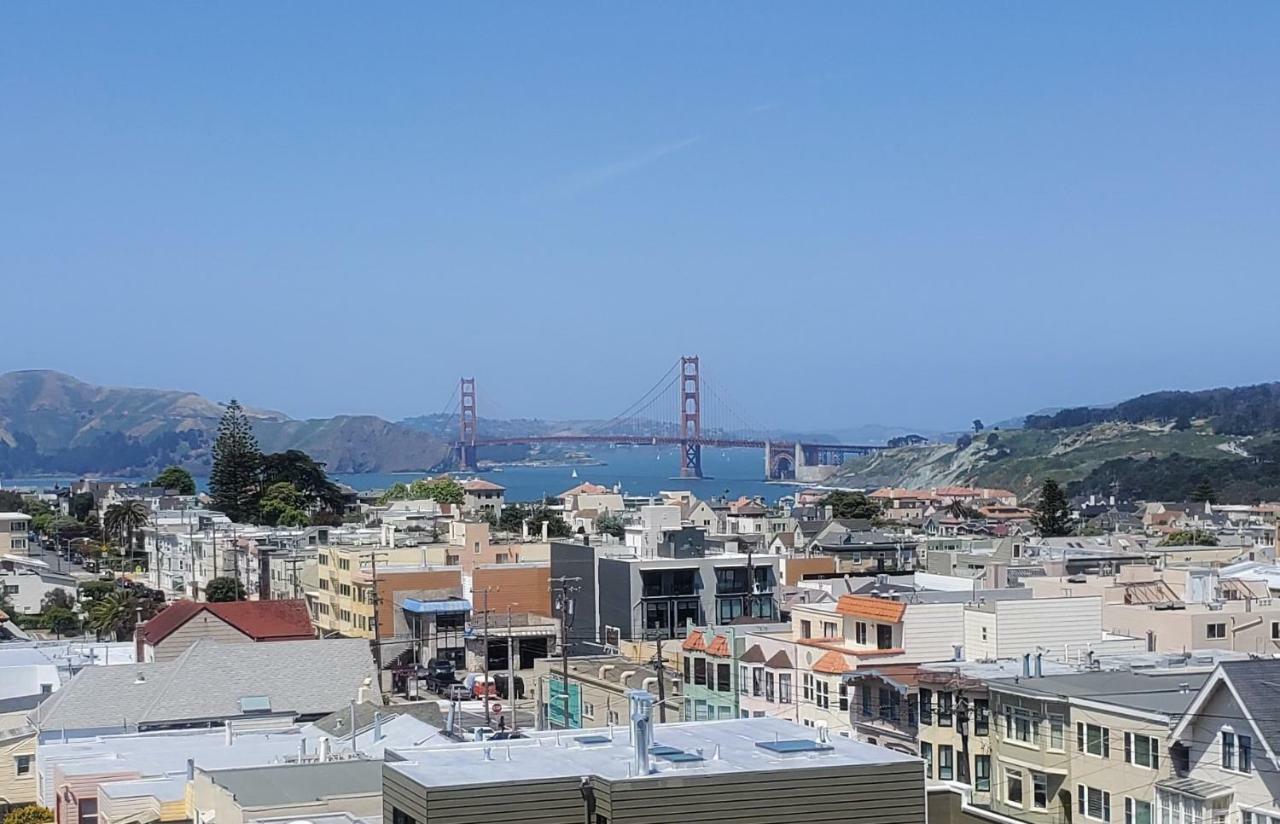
left=0, top=370, right=450, bottom=476
left=831, top=398, right=1280, bottom=502
left=1026, top=382, right=1280, bottom=435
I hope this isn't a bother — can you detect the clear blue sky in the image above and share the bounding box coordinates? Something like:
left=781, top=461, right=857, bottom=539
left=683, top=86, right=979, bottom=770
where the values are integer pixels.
left=3, top=3, right=1279, bottom=432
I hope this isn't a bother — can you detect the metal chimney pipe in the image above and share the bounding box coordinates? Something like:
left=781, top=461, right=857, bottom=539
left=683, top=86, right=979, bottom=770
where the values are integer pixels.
left=373, top=712, right=384, bottom=742
left=1021, top=653, right=1031, bottom=678
left=628, top=689, right=654, bottom=776
left=318, top=736, right=331, bottom=762
left=225, top=724, right=234, bottom=745
left=298, top=738, right=307, bottom=761
left=186, top=758, right=195, bottom=781
left=1034, top=653, right=1043, bottom=678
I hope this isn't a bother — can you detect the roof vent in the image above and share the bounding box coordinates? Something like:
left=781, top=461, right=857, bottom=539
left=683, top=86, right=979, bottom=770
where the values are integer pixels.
left=755, top=739, right=834, bottom=755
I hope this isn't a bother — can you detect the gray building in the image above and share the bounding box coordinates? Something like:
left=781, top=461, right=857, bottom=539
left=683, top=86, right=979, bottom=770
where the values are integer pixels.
left=551, top=539, right=781, bottom=648
left=384, top=712, right=925, bottom=824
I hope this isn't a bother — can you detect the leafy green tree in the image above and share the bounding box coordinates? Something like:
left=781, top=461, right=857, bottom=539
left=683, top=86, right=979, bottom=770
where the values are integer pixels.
left=87, top=592, right=155, bottom=640
left=261, top=450, right=344, bottom=512
left=378, top=482, right=410, bottom=504
left=78, top=579, right=117, bottom=603
left=1161, top=530, right=1218, bottom=547
left=1191, top=479, right=1217, bottom=504
left=205, top=576, right=246, bottom=602
left=43, top=606, right=81, bottom=638
left=525, top=506, right=572, bottom=539
left=424, top=477, right=464, bottom=506
left=23, top=498, right=54, bottom=534
left=209, top=399, right=263, bottom=523
left=972, top=419, right=985, bottom=433
left=595, top=511, right=626, bottom=539
left=0, top=490, right=25, bottom=511
left=1032, top=479, right=1073, bottom=537
left=104, top=500, right=149, bottom=556
left=152, top=465, right=197, bottom=495
left=498, top=504, right=529, bottom=534
left=259, top=482, right=308, bottom=527
left=70, top=492, right=95, bottom=520
left=49, top=515, right=93, bottom=542
left=822, top=490, right=882, bottom=521
left=309, top=510, right=343, bottom=527
left=3, top=805, right=53, bottom=824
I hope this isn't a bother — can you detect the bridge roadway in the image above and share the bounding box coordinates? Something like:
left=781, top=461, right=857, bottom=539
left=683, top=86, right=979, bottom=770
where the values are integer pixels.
left=470, top=434, right=883, bottom=453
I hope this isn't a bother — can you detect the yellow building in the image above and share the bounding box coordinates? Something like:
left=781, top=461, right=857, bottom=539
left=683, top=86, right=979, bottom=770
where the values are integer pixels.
left=310, top=545, right=460, bottom=639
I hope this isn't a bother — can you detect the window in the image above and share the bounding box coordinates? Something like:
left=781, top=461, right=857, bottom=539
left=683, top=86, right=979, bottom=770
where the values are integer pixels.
left=1206, top=622, right=1226, bottom=639
left=1240, top=732, right=1253, bottom=772
left=838, top=680, right=849, bottom=712
left=1048, top=713, right=1065, bottom=751
left=683, top=657, right=691, bottom=682
left=1222, top=730, right=1252, bottom=773
left=740, top=665, right=749, bottom=694
left=823, top=621, right=838, bottom=638
left=779, top=673, right=792, bottom=704
left=1007, top=706, right=1038, bottom=745
left=1158, top=792, right=1205, bottom=824
left=876, top=623, right=894, bottom=649
left=1005, top=766, right=1024, bottom=808
left=1273, top=621, right=1280, bottom=641
left=693, top=658, right=707, bottom=686
left=815, top=680, right=830, bottom=710
left=15, top=754, right=31, bottom=775
left=938, top=691, right=953, bottom=727
left=938, top=745, right=954, bottom=781
left=1124, top=797, right=1152, bottom=824
left=855, top=621, right=868, bottom=644
left=752, top=668, right=763, bottom=697
left=878, top=687, right=897, bottom=721
left=582, top=701, right=595, bottom=719
left=765, top=671, right=775, bottom=702
left=974, top=698, right=990, bottom=736
left=800, top=619, right=812, bottom=639
left=1032, top=772, right=1048, bottom=810
left=391, top=808, right=418, bottom=824
left=802, top=673, right=813, bottom=701
left=921, top=742, right=933, bottom=779
left=1078, top=722, right=1110, bottom=757
left=1124, top=732, right=1159, bottom=769
left=1222, top=730, right=1236, bottom=770
left=919, top=688, right=933, bottom=725
left=1078, top=785, right=1111, bottom=822
left=861, top=685, right=872, bottom=716
left=717, top=663, right=731, bottom=693
left=974, top=755, right=991, bottom=792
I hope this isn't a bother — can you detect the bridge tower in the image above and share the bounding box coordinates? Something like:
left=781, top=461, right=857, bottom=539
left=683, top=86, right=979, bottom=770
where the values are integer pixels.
left=679, top=356, right=703, bottom=479
left=458, top=377, right=478, bottom=471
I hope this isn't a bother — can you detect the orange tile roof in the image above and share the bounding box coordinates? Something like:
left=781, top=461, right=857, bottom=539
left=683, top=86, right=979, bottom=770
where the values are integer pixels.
left=682, top=630, right=706, bottom=652
left=812, top=650, right=853, bottom=675
left=463, top=479, right=506, bottom=491
left=836, top=595, right=907, bottom=623
left=705, top=634, right=731, bottom=657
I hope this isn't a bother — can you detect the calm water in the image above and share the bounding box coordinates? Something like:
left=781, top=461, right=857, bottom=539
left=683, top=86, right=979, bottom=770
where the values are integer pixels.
left=1, top=447, right=796, bottom=503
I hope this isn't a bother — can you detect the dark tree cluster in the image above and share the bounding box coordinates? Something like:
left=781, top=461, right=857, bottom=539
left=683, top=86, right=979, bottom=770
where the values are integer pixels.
left=1068, top=443, right=1280, bottom=504
left=1025, top=382, right=1280, bottom=436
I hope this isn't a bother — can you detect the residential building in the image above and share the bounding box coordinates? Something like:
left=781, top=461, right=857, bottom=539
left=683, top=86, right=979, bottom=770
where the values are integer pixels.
left=384, top=714, right=926, bottom=824
left=461, top=478, right=504, bottom=518
left=622, top=505, right=682, bottom=558
left=680, top=627, right=744, bottom=722
left=191, top=761, right=384, bottom=824
left=533, top=655, right=680, bottom=729
left=1167, top=659, right=1280, bottom=824
left=311, top=543, right=461, bottom=639
left=869, top=488, right=938, bottom=524
left=0, top=514, right=31, bottom=555
left=135, top=599, right=315, bottom=662
left=0, top=557, right=77, bottom=615
left=32, top=638, right=379, bottom=740
left=560, top=482, right=625, bottom=517
left=987, top=665, right=1221, bottom=824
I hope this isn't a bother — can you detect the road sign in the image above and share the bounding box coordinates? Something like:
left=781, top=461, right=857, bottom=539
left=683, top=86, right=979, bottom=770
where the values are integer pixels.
left=491, top=703, right=503, bottom=715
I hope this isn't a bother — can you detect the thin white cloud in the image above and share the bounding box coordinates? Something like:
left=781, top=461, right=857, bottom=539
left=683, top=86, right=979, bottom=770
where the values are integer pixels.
left=746, top=102, right=779, bottom=115
left=553, top=136, right=700, bottom=198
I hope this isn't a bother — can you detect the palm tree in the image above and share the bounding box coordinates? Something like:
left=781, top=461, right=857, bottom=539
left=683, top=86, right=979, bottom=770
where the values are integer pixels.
left=104, top=501, right=149, bottom=565
left=87, top=592, right=134, bottom=641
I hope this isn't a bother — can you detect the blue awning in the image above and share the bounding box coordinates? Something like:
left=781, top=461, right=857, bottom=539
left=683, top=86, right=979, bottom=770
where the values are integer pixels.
left=401, top=597, right=471, bottom=615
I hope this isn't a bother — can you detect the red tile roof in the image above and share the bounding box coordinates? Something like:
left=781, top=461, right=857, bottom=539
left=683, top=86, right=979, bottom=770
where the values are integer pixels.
left=140, top=599, right=315, bottom=645
left=704, top=634, right=731, bottom=657
left=812, top=650, right=853, bottom=674
left=681, top=630, right=706, bottom=652
left=836, top=595, right=907, bottom=623
left=463, top=479, right=506, bottom=491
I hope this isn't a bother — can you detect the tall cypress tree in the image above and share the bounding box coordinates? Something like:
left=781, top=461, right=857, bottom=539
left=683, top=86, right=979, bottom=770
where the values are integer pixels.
left=209, top=399, right=263, bottom=523
left=1032, top=478, right=1073, bottom=537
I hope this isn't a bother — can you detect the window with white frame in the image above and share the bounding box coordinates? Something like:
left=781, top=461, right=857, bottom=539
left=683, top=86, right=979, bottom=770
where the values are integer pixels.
left=1206, top=622, right=1226, bottom=639
left=938, top=744, right=954, bottom=780
left=921, top=742, right=932, bottom=779
left=1005, top=705, right=1038, bottom=745
left=855, top=621, right=867, bottom=644
left=1242, top=808, right=1280, bottom=824
left=815, top=679, right=830, bottom=710
left=1124, top=797, right=1152, bottom=824
left=1032, top=772, right=1048, bottom=810
left=1077, top=785, right=1111, bottom=822
left=1124, top=732, right=1159, bottom=769
left=1222, top=729, right=1253, bottom=773
left=1004, top=766, right=1024, bottom=808
left=802, top=672, right=813, bottom=702
left=1156, top=791, right=1205, bottom=824
left=1048, top=713, right=1065, bottom=750
left=1077, top=722, right=1110, bottom=757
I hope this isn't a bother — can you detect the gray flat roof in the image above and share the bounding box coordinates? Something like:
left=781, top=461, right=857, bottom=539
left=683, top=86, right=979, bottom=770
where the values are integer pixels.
left=992, top=670, right=1209, bottom=716
left=388, top=717, right=918, bottom=789
left=207, top=760, right=384, bottom=808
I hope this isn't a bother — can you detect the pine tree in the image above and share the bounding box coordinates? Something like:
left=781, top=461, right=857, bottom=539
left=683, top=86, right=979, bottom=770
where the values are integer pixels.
left=209, top=400, right=263, bottom=523
left=1191, top=478, right=1216, bottom=504
left=1032, top=478, right=1073, bottom=537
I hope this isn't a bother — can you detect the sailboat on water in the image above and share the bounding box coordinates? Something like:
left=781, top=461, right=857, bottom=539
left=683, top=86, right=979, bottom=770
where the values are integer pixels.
left=571, top=468, right=578, bottom=479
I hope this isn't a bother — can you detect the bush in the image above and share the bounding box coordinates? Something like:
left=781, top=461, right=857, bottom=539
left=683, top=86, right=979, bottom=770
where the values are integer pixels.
left=4, top=806, right=54, bottom=824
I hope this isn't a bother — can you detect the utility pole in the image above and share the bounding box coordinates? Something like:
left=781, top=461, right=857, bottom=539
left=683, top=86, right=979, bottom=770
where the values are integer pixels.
left=284, top=553, right=305, bottom=600
left=481, top=588, right=491, bottom=727
left=360, top=550, right=390, bottom=692
left=507, top=605, right=517, bottom=733
left=550, top=576, right=581, bottom=729
left=651, top=634, right=668, bottom=723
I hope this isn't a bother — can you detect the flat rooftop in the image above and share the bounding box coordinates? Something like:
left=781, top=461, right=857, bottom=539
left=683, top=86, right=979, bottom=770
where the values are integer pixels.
left=992, top=670, right=1210, bottom=715
left=387, top=717, right=918, bottom=788
left=206, top=760, right=384, bottom=807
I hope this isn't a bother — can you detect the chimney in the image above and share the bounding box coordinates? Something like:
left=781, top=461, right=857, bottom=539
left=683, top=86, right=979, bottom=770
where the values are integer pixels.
left=298, top=739, right=307, bottom=762
left=373, top=712, right=384, bottom=742
left=1021, top=653, right=1031, bottom=678
left=541, top=520, right=549, bottom=542
left=521, top=520, right=530, bottom=541
left=628, top=689, right=655, bottom=776
left=952, top=644, right=964, bottom=662
left=818, top=725, right=830, bottom=744
left=1034, top=653, right=1043, bottom=678
left=185, top=759, right=195, bottom=781
left=318, top=736, right=331, bottom=762
left=224, top=724, right=234, bottom=745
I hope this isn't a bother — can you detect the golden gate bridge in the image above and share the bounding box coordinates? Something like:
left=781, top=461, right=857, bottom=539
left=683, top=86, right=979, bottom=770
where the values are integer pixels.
left=444, top=356, right=885, bottom=481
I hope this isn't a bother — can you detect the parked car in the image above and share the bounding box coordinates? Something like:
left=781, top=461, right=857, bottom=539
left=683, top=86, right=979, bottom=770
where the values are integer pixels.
left=463, top=673, right=497, bottom=699
left=494, top=673, right=525, bottom=700
left=444, top=683, right=470, bottom=701
left=418, top=658, right=457, bottom=694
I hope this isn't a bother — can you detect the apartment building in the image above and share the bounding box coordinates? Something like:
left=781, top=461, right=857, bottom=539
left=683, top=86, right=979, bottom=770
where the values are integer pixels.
left=534, top=655, right=680, bottom=729
left=384, top=712, right=926, bottom=824
left=680, top=623, right=790, bottom=722
left=311, top=544, right=461, bottom=639
left=0, top=513, right=30, bottom=555
left=461, top=479, right=504, bottom=518
left=986, top=667, right=1214, bottom=824
left=1167, top=659, right=1280, bottom=824
left=443, top=521, right=549, bottom=572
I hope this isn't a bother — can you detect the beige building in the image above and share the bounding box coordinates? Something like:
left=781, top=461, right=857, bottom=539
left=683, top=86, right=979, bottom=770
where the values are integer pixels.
left=311, top=543, right=462, bottom=638
left=0, top=718, right=35, bottom=811
left=461, top=479, right=505, bottom=518
left=0, top=514, right=31, bottom=555
left=191, top=761, right=384, bottom=824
